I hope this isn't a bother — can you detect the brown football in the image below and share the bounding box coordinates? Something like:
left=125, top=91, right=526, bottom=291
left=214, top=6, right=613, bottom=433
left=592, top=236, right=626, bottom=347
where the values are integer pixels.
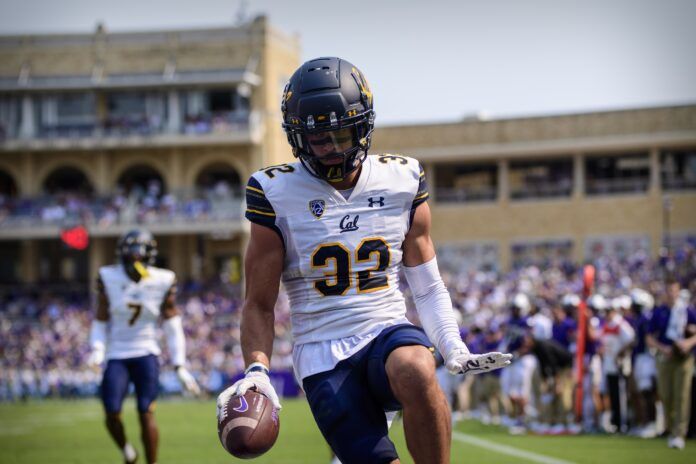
left=217, top=389, right=280, bottom=459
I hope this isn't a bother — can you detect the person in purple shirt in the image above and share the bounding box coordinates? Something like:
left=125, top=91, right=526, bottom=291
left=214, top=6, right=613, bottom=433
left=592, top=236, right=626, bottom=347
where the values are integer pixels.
left=647, top=279, right=696, bottom=450
left=553, top=297, right=578, bottom=352
left=477, top=325, right=505, bottom=424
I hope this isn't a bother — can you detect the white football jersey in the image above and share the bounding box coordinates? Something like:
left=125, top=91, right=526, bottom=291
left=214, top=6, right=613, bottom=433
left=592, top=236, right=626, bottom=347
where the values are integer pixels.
left=99, top=264, right=176, bottom=360
left=246, top=154, right=428, bottom=346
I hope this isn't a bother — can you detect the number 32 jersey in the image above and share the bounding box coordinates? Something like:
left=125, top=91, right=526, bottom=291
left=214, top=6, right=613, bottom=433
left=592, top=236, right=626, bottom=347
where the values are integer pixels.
left=99, top=264, right=176, bottom=360
left=246, top=154, right=428, bottom=346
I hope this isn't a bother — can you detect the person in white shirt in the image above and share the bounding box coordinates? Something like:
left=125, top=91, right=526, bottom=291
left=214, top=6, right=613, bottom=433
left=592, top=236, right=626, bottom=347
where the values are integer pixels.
left=599, top=295, right=635, bottom=433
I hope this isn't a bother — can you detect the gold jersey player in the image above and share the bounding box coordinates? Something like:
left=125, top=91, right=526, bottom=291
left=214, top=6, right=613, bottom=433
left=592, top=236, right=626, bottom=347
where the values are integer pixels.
left=217, top=57, right=512, bottom=464
left=87, top=229, right=200, bottom=464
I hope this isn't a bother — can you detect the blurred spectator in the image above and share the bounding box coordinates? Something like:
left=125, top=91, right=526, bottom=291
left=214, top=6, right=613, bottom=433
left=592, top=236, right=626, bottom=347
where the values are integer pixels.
left=647, top=279, right=696, bottom=450
left=599, top=296, right=635, bottom=433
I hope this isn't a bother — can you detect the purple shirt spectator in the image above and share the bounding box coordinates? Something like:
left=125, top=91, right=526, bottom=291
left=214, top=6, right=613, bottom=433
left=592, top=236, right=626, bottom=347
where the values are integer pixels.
left=648, top=304, right=696, bottom=347
left=552, top=317, right=577, bottom=350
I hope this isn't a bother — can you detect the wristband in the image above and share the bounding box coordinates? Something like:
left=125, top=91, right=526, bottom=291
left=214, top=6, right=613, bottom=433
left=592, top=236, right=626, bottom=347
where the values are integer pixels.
left=245, top=362, right=270, bottom=376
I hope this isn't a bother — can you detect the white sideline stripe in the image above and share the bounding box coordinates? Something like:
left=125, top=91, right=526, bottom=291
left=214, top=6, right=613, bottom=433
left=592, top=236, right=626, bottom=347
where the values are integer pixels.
left=452, top=431, right=575, bottom=464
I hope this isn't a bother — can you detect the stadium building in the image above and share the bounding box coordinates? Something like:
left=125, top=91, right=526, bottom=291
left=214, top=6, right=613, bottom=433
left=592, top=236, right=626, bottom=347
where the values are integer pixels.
left=0, top=17, right=695, bottom=288
left=372, top=106, right=696, bottom=272
left=0, top=16, right=299, bottom=288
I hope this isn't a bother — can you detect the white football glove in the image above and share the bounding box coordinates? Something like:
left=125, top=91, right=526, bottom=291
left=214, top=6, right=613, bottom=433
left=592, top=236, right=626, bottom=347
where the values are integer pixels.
left=217, top=363, right=282, bottom=414
left=176, top=366, right=201, bottom=396
left=445, top=348, right=512, bottom=375
left=86, top=347, right=105, bottom=368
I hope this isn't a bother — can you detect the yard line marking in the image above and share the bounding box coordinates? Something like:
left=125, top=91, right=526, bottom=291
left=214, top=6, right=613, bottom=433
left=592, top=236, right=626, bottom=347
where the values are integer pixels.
left=452, top=431, right=576, bottom=464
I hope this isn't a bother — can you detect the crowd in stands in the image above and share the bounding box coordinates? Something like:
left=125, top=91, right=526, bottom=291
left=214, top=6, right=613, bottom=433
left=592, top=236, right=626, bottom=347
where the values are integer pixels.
left=0, top=179, right=242, bottom=229
left=425, top=242, right=696, bottom=443
left=1, top=243, right=695, bottom=442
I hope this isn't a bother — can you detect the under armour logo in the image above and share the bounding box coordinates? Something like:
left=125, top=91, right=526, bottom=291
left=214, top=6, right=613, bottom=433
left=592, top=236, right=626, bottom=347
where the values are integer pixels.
left=339, top=214, right=359, bottom=233
left=368, top=197, right=384, bottom=208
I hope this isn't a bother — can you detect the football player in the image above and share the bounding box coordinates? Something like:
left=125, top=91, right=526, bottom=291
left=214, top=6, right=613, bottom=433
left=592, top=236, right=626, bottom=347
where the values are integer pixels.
left=217, top=57, right=511, bottom=463
left=87, top=229, right=200, bottom=464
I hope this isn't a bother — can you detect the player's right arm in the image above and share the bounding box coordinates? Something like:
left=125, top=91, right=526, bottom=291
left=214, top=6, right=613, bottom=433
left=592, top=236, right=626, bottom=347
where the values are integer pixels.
left=217, top=175, right=284, bottom=411
left=87, top=275, right=110, bottom=367
left=240, top=222, right=284, bottom=370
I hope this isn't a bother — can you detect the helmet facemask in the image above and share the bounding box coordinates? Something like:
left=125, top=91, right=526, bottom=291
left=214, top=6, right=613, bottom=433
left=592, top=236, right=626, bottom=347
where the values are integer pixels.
left=288, top=115, right=373, bottom=182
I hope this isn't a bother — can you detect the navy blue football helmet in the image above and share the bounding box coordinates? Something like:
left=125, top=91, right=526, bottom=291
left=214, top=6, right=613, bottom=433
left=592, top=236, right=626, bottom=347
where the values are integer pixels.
left=281, top=57, right=375, bottom=182
left=116, top=229, right=157, bottom=266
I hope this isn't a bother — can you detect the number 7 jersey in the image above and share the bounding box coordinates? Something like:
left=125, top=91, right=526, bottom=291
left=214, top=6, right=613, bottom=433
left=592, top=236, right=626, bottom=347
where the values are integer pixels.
left=246, top=154, right=428, bottom=345
left=99, top=264, right=176, bottom=360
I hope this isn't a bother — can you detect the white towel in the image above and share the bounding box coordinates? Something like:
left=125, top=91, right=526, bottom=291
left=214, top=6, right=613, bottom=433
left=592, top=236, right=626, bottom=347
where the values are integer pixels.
left=665, top=299, right=688, bottom=342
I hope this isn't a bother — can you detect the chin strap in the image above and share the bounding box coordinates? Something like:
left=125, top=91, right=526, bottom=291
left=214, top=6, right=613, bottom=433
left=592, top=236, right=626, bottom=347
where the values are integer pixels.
left=132, top=261, right=150, bottom=279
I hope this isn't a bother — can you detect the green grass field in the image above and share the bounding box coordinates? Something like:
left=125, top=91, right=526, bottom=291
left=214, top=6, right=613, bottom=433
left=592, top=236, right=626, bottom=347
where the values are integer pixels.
left=1, top=398, right=695, bottom=464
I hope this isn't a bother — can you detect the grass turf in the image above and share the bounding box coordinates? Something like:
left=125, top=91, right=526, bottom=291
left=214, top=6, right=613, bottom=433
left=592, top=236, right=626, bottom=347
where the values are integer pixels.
left=0, top=398, right=694, bottom=463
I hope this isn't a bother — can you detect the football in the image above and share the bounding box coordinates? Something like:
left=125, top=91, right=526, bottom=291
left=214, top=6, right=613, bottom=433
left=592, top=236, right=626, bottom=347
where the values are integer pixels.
left=217, top=390, right=280, bottom=459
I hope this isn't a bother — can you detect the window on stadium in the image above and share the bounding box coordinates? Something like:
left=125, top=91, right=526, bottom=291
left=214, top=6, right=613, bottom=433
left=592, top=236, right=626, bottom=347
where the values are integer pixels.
left=0, top=169, right=18, bottom=198
left=38, top=93, right=96, bottom=137
left=0, top=95, right=21, bottom=140
left=436, top=242, right=499, bottom=273
left=511, top=239, right=573, bottom=269
left=585, top=153, right=650, bottom=195
left=434, top=162, right=497, bottom=203
left=661, top=148, right=696, bottom=191
left=181, top=87, right=250, bottom=135
left=509, top=158, right=573, bottom=200
left=0, top=241, right=20, bottom=284
left=195, top=163, right=242, bottom=198
left=117, top=165, right=166, bottom=197
left=42, top=166, right=94, bottom=195
left=105, top=91, right=167, bottom=135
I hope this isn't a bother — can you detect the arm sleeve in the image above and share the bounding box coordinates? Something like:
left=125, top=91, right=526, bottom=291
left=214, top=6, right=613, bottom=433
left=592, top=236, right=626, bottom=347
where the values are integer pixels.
left=89, top=321, right=107, bottom=351
left=245, top=175, right=284, bottom=245
left=403, top=256, right=468, bottom=358
left=163, top=315, right=186, bottom=367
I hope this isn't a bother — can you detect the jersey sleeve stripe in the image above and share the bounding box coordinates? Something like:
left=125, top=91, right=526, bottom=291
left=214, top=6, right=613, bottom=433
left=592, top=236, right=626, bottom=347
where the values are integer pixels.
left=246, top=194, right=275, bottom=210
left=246, top=185, right=266, bottom=196
left=246, top=208, right=276, bottom=217
left=411, top=162, right=429, bottom=210
left=245, top=175, right=277, bottom=218
left=247, top=176, right=265, bottom=191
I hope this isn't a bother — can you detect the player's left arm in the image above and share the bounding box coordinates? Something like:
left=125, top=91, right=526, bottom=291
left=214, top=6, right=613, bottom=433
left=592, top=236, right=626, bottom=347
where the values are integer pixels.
left=161, top=281, right=200, bottom=395
left=402, top=201, right=512, bottom=375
